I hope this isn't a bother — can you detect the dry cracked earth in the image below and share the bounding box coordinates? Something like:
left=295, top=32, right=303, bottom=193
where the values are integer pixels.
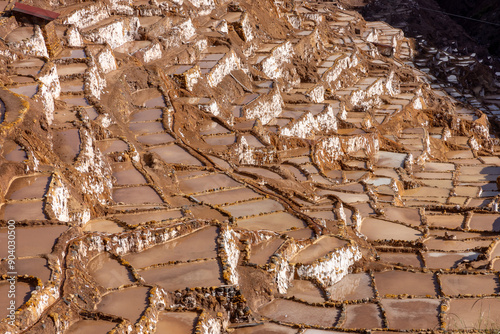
left=1, top=0, right=500, bottom=333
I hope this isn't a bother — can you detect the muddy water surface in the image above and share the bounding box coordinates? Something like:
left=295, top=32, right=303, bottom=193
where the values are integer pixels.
left=250, top=238, right=283, bottom=265
left=61, top=49, right=86, bottom=59
left=112, top=186, right=163, bottom=204
left=2, top=141, right=27, bottom=162
left=469, top=214, right=500, bottom=232
left=10, top=85, right=37, bottom=98
left=112, top=162, right=147, bottom=185
left=440, top=274, right=499, bottom=296
left=96, top=287, right=150, bottom=323
left=5, top=27, right=34, bottom=43
left=233, top=323, right=297, bottom=334
left=0, top=225, right=67, bottom=258
left=129, top=121, right=164, bottom=134
left=61, top=79, right=84, bottom=93
left=258, top=299, right=339, bottom=327
left=0, top=201, right=47, bottom=221
left=124, top=226, right=218, bottom=268
left=130, top=108, right=162, bottom=122
left=374, top=271, right=438, bottom=297
left=342, top=303, right=382, bottom=329
left=137, top=133, right=175, bottom=145
left=426, top=214, right=464, bottom=229
left=284, top=228, right=315, bottom=240
left=88, top=252, right=135, bottom=288
left=179, top=173, right=240, bottom=194
left=6, top=175, right=51, bottom=200
left=307, top=210, right=335, bottom=220
left=423, top=252, right=480, bottom=269
left=156, top=312, right=198, bottom=334
left=132, top=88, right=166, bottom=107
left=238, top=167, right=284, bottom=179
left=285, top=280, right=325, bottom=303
left=204, top=134, right=236, bottom=145
left=381, top=299, right=440, bottom=330
left=446, top=298, right=500, bottom=330
left=98, top=139, right=129, bottom=153
left=61, top=97, right=90, bottom=107
left=113, top=210, right=182, bottom=226
left=0, top=281, right=34, bottom=319
left=83, top=219, right=124, bottom=233
left=237, top=212, right=305, bottom=232
left=222, top=199, right=284, bottom=217
left=291, top=236, right=347, bottom=264
left=56, top=63, right=87, bottom=76
left=360, top=218, right=422, bottom=241
left=194, top=188, right=262, bottom=205
left=383, top=207, right=421, bottom=226
left=66, top=320, right=117, bottom=334
left=424, top=237, right=491, bottom=252
left=327, top=273, right=374, bottom=301
left=139, top=259, right=224, bottom=291
left=378, top=252, right=423, bottom=267
left=151, top=144, right=203, bottom=166
left=54, top=129, right=81, bottom=163
left=0, top=257, right=51, bottom=282
left=199, top=121, right=229, bottom=135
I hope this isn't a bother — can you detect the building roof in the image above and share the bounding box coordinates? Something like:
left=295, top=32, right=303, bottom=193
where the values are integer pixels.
left=12, top=2, right=60, bottom=21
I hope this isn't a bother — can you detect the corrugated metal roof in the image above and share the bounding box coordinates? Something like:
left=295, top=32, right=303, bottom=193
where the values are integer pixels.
left=12, top=2, right=60, bottom=21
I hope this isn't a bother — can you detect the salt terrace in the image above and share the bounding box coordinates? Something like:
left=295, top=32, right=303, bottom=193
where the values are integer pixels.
left=0, top=0, right=500, bottom=333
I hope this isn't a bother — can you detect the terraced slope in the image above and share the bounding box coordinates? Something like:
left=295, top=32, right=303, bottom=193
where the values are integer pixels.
left=0, top=0, right=500, bottom=333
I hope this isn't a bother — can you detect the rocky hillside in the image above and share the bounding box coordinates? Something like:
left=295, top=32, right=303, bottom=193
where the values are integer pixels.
left=435, top=0, right=500, bottom=58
